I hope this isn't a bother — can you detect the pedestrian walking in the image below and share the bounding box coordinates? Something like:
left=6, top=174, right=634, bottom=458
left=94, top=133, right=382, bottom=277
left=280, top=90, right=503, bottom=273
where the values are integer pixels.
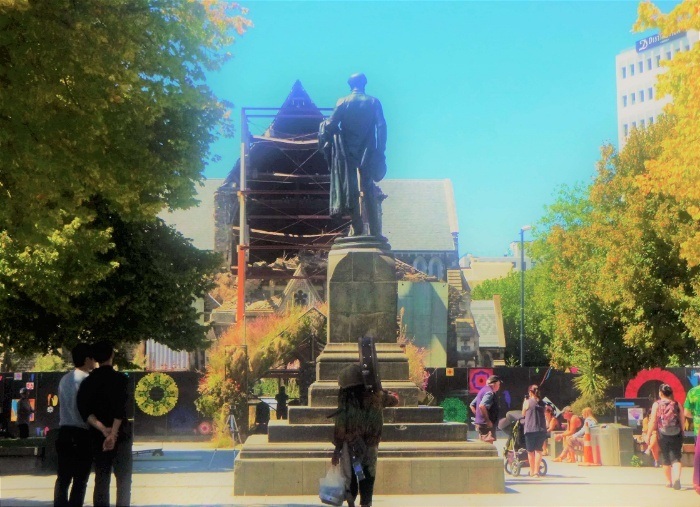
left=331, top=363, right=398, bottom=507
left=16, top=387, right=34, bottom=439
left=684, top=382, right=700, bottom=494
left=522, top=384, right=547, bottom=478
left=77, top=341, right=132, bottom=506
left=648, top=383, right=683, bottom=490
left=54, top=343, right=95, bottom=507
left=470, top=375, right=502, bottom=443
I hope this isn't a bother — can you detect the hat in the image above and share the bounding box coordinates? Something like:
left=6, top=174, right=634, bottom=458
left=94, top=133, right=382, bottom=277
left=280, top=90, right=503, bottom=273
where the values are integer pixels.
left=487, top=375, right=502, bottom=385
left=338, top=364, right=364, bottom=389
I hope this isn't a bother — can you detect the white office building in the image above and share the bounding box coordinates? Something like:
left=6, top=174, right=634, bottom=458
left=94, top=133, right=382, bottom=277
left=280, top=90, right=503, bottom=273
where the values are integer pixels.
left=616, top=30, right=699, bottom=149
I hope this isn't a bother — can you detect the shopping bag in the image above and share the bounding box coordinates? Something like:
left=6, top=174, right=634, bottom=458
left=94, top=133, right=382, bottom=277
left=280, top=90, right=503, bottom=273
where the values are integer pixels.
left=319, top=465, right=345, bottom=506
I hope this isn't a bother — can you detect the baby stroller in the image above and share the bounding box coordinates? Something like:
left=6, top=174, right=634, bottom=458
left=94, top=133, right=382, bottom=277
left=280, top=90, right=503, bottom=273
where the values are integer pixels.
left=499, top=410, right=547, bottom=477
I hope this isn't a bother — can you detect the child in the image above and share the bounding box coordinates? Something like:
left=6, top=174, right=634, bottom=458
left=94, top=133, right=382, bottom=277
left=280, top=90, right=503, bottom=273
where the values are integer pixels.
left=331, top=364, right=398, bottom=507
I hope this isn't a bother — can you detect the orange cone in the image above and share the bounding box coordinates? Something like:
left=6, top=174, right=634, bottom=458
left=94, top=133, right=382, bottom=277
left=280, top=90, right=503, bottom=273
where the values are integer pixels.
left=579, top=424, right=601, bottom=466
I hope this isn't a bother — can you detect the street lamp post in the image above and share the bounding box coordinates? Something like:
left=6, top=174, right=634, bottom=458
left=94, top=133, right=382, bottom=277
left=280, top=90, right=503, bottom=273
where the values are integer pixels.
left=519, top=225, right=532, bottom=366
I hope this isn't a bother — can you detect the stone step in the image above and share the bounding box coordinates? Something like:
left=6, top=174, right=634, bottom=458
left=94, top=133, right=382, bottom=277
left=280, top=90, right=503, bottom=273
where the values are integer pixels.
left=233, top=436, right=504, bottom=495
left=267, top=420, right=468, bottom=443
left=308, top=380, right=422, bottom=407
left=237, top=434, right=496, bottom=459
left=288, top=405, right=444, bottom=425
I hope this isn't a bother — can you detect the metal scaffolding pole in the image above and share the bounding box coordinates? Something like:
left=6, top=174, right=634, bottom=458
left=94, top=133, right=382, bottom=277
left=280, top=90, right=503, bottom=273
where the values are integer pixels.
left=237, top=110, right=249, bottom=324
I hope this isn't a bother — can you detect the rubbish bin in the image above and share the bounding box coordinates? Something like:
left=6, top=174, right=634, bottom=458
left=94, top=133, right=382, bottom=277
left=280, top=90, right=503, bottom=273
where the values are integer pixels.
left=593, top=424, right=635, bottom=466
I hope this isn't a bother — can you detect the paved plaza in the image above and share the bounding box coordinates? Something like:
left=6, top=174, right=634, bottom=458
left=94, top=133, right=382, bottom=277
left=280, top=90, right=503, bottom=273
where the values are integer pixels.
left=1, top=441, right=698, bottom=507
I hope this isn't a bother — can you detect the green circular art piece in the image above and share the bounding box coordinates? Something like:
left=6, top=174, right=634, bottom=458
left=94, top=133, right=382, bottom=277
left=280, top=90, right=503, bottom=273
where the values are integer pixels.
left=135, top=373, right=179, bottom=417
left=441, top=397, right=468, bottom=423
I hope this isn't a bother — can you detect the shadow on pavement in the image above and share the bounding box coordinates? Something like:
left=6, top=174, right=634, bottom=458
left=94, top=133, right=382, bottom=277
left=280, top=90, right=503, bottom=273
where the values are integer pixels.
left=133, top=449, right=237, bottom=474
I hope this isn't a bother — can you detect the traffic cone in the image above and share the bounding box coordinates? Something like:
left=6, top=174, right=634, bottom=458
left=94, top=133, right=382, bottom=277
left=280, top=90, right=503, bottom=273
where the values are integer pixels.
left=579, top=424, right=601, bottom=466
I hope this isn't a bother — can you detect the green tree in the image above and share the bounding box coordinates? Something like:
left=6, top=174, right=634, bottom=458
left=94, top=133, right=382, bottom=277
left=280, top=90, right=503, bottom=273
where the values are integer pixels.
left=540, top=118, right=700, bottom=393
left=472, top=264, right=553, bottom=366
left=0, top=1, right=250, bottom=355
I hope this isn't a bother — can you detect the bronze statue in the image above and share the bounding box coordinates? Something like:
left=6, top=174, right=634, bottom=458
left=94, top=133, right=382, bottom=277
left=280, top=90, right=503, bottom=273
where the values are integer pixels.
left=320, top=73, right=387, bottom=237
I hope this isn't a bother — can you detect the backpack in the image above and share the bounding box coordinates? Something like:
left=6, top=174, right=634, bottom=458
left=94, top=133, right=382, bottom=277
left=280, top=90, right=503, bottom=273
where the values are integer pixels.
left=657, top=399, right=681, bottom=436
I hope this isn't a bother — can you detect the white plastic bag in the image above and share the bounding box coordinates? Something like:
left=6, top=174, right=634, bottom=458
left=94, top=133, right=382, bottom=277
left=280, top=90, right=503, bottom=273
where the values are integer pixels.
left=319, top=465, right=345, bottom=506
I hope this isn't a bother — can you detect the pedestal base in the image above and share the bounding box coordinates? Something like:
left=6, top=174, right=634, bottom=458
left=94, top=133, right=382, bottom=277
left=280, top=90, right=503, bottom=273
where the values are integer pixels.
left=233, top=435, right=505, bottom=495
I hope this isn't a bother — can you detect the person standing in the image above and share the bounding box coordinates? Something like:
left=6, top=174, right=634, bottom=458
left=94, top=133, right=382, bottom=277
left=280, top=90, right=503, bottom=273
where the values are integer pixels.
left=275, top=386, right=289, bottom=420
left=54, top=343, right=95, bottom=507
left=684, top=382, right=700, bottom=495
left=331, top=364, right=398, bottom=507
left=16, top=387, right=34, bottom=439
left=470, top=375, right=502, bottom=443
left=77, top=341, right=132, bottom=507
left=648, top=383, right=683, bottom=490
left=522, top=385, right=547, bottom=478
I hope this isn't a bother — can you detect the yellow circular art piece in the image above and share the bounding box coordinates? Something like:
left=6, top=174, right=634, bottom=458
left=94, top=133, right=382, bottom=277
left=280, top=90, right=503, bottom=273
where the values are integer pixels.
left=135, top=373, right=179, bottom=417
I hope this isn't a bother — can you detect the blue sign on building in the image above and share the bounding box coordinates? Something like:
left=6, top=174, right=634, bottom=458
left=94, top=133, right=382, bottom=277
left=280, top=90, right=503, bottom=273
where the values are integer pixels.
left=636, top=31, right=686, bottom=52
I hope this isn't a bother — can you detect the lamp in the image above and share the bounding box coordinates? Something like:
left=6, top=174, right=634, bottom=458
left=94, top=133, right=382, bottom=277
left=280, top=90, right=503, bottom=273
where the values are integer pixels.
left=519, top=225, right=532, bottom=366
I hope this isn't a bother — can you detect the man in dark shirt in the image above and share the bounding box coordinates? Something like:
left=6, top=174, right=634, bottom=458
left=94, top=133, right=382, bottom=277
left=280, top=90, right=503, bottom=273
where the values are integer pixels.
left=77, top=341, right=132, bottom=507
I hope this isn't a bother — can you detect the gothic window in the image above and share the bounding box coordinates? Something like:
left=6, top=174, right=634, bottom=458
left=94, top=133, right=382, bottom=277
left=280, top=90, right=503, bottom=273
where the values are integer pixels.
left=293, top=290, right=308, bottom=307
left=428, top=257, right=444, bottom=280
left=413, top=256, right=428, bottom=273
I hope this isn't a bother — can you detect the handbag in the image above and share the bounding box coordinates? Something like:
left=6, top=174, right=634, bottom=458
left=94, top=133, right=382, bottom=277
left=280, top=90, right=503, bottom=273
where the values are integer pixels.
left=319, top=465, right=345, bottom=506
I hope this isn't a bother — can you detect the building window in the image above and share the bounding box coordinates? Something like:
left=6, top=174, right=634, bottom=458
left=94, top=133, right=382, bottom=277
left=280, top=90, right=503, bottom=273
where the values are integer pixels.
left=622, top=66, right=627, bottom=78
left=632, top=121, right=637, bottom=128
left=649, top=116, right=654, bottom=124
left=656, top=55, right=661, bottom=66
left=648, top=87, right=653, bottom=99
left=640, top=90, right=645, bottom=102
left=293, top=290, right=308, bottom=307
left=428, top=257, right=445, bottom=280
left=647, top=58, right=652, bottom=70
left=630, top=64, right=635, bottom=76
left=631, top=92, right=636, bottom=104
left=666, top=51, right=672, bottom=59
left=641, top=119, right=645, bottom=128
left=622, top=95, right=627, bottom=107
left=624, top=124, right=629, bottom=136
left=685, top=45, right=691, bottom=52
left=413, top=256, right=428, bottom=274
left=638, top=61, right=643, bottom=73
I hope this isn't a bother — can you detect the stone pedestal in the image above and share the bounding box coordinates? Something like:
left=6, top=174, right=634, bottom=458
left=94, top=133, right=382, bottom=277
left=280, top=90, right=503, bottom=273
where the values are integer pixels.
left=233, top=235, right=504, bottom=496
left=308, top=236, right=422, bottom=406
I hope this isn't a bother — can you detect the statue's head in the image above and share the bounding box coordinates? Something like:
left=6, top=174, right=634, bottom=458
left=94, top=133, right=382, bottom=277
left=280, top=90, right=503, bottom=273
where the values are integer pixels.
left=347, top=73, right=367, bottom=91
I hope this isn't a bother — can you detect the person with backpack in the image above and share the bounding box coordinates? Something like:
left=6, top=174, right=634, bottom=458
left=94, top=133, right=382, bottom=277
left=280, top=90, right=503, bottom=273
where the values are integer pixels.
left=331, top=363, right=398, bottom=507
left=647, top=383, right=683, bottom=490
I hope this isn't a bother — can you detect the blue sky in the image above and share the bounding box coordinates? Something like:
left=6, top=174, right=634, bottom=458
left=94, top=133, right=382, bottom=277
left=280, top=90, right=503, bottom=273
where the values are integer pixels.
left=203, top=0, right=679, bottom=257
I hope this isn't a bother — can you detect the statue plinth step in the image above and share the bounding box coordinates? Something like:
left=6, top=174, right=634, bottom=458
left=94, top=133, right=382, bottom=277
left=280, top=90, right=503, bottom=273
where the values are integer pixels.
left=267, top=419, right=467, bottom=443
left=233, top=435, right=505, bottom=496
left=288, top=405, right=444, bottom=425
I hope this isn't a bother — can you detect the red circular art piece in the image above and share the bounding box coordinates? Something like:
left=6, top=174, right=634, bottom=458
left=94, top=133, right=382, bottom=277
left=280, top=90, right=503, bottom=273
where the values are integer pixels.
left=624, top=368, right=686, bottom=407
left=469, top=368, right=493, bottom=394
left=198, top=421, right=212, bottom=435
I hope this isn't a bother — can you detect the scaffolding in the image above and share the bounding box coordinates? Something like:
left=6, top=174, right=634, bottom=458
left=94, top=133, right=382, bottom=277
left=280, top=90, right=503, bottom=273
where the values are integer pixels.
left=235, top=100, right=349, bottom=322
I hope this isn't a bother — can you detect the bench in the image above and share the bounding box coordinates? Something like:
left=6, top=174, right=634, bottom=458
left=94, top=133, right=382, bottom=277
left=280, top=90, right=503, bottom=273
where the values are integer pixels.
left=0, top=437, right=46, bottom=458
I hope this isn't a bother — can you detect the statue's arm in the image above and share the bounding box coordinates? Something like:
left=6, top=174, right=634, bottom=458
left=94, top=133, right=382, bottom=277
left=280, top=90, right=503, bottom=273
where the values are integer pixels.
left=325, top=98, right=345, bottom=133
left=375, top=100, right=387, bottom=153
